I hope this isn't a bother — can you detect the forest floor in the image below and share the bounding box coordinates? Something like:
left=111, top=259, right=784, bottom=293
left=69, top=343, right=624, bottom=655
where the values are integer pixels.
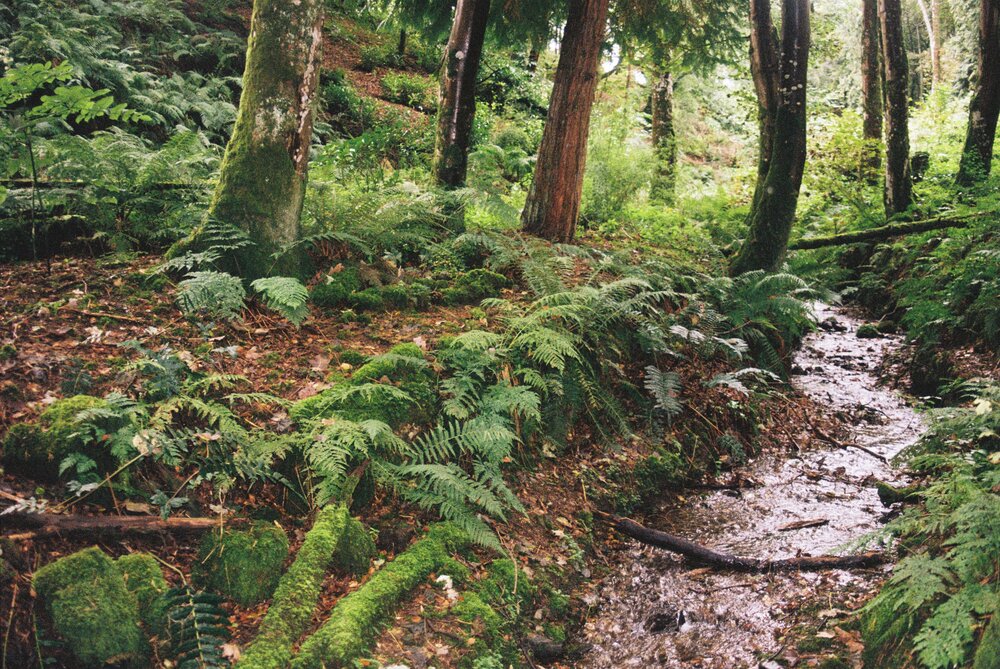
left=0, top=251, right=862, bottom=668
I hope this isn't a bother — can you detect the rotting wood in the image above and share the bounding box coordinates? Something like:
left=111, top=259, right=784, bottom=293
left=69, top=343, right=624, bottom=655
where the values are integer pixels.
left=790, top=212, right=993, bottom=250
left=595, top=511, right=887, bottom=572
left=1, top=512, right=226, bottom=540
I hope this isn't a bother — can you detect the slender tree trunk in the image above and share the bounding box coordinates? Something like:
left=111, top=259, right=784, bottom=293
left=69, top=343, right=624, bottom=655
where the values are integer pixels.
left=521, top=0, right=610, bottom=243
left=956, top=0, right=1000, bottom=185
left=729, top=0, right=810, bottom=276
left=649, top=69, right=677, bottom=205
left=916, top=0, right=938, bottom=92
left=398, top=29, right=408, bottom=58
left=208, top=0, right=323, bottom=277
left=433, top=0, right=491, bottom=232
left=746, top=0, right=781, bottom=214
left=862, top=0, right=883, bottom=174
left=931, top=0, right=942, bottom=87
left=879, top=0, right=913, bottom=217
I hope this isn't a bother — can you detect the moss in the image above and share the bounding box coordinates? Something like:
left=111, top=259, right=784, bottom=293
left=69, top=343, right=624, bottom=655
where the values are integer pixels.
left=237, top=507, right=372, bottom=669
left=117, top=553, right=169, bottom=635
left=974, top=614, right=1000, bottom=669
left=333, top=513, right=376, bottom=575
left=454, top=559, right=534, bottom=668
left=441, top=269, right=511, bottom=306
left=311, top=268, right=362, bottom=309
left=290, top=524, right=470, bottom=669
left=381, top=284, right=411, bottom=309
left=338, top=349, right=369, bottom=366
left=856, top=323, right=880, bottom=338
left=33, top=547, right=146, bottom=666
left=347, top=287, right=385, bottom=312
left=796, top=634, right=834, bottom=652
left=816, top=659, right=851, bottom=669
left=1, top=395, right=109, bottom=480
left=0, top=343, right=16, bottom=362
left=193, top=522, right=290, bottom=606
left=860, top=596, right=919, bottom=669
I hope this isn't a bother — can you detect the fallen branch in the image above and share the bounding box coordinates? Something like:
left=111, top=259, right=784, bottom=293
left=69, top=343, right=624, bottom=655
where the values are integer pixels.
left=789, top=211, right=993, bottom=250
left=595, top=511, right=886, bottom=572
left=808, top=420, right=889, bottom=463
left=0, top=511, right=224, bottom=540
left=62, top=308, right=148, bottom=324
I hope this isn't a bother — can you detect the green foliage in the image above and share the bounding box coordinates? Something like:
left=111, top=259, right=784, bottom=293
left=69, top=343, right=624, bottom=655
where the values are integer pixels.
left=33, top=547, right=146, bottom=666
left=442, top=269, right=511, bottom=305
left=320, top=69, right=376, bottom=134
left=290, top=524, right=470, bottom=669
left=380, top=72, right=435, bottom=111
left=163, top=586, right=230, bottom=669
left=176, top=270, right=246, bottom=321
left=861, top=383, right=1000, bottom=668
left=310, top=267, right=363, bottom=308
left=117, top=553, right=170, bottom=634
left=193, top=523, right=290, bottom=607
left=251, top=277, right=310, bottom=326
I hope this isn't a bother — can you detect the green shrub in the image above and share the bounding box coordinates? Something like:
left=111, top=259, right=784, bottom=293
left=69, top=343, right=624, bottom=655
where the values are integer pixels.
left=321, top=69, right=375, bottom=133
left=311, top=268, right=363, bottom=309
left=193, top=523, right=290, bottom=606
left=380, top=72, right=435, bottom=111
left=381, top=284, right=410, bottom=309
left=33, top=547, right=146, bottom=666
left=117, top=553, right=170, bottom=635
left=290, top=524, right=469, bottom=669
left=441, top=269, right=510, bottom=305
left=347, top=287, right=385, bottom=312
left=358, top=45, right=401, bottom=72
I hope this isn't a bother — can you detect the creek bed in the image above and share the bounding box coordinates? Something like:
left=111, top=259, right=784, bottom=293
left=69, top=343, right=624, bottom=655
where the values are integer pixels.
left=581, top=304, right=925, bottom=668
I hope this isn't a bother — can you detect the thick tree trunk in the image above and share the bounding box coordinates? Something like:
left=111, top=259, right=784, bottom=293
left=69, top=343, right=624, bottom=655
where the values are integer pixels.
left=957, top=0, right=1000, bottom=185
left=208, top=0, right=323, bottom=277
left=862, top=0, right=883, bottom=173
left=879, top=0, right=913, bottom=216
left=729, top=0, right=810, bottom=276
left=649, top=69, right=677, bottom=205
left=521, top=0, right=610, bottom=243
left=433, top=0, right=491, bottom=193
left=746, top=0, right=781, bottom=213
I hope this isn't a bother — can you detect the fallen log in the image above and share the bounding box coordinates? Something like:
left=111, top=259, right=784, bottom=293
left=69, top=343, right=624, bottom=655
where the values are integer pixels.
left=789, top=211, right=994, bottom=250
left=595, top=511, right=887, bottom=572
left=1, top=511, right=224, bottom=540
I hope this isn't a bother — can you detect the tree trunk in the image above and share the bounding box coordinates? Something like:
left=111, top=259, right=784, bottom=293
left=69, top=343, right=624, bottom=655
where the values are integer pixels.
left=931, top=0, right=942, bottom=87
left=521, top=0, right=610, bottom=243
left=398, top=28, right=408, bottom=58
left=915, top=0, right=939, bottom=92
left=729, top=0, right=810, bottom=276
left=862, top=0, right=883, bottom=174
left=746, top=0, right=781, bottom=214
left=956, top=0, right=1000, bottom=185
left=208, top=0, right=323, bottom=277
left=789, top=211, right=989, bottom=249
left=649, top=69, right=677, bottom=205
left=879, top=0, right=913, bottom=217
left=433, top=0, right=492, bottom=193
left=1, top=512, right=225, bottom=540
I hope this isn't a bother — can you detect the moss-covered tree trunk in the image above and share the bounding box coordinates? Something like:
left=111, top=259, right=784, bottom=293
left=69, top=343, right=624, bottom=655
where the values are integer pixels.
left=879, top=0, right=912, bottom=216
left=521, top=0, right=610, bottom=243
left=433, top=0, right=491, bottom=193
left=956, top=0, right=1000, bottom=185
left=208, top=0, right=323, bottom=277
left=745, top=0, right=781, bottom=216
left=650, top=69, right=677, bottom=205
left=729, top=0, right=810, bottom=276
left=862, top=0, right=883, bottom=174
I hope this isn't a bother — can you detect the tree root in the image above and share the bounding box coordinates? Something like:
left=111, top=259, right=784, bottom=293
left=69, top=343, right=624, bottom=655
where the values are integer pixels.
left=595, top=511, right=887, bottom=572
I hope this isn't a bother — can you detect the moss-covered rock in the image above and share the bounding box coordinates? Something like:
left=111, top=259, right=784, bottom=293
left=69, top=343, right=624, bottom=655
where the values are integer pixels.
left=290, top=524, right=470, bottom=669
left=347, top=287, right=385, bottom=312
left=237, top=506, right=373, bottom=669
left=33, top=547, right=146, bottom=667
left=442, top=269, right=510, bottom=306
left=1, top=394, right=109, bottom=480
left=117, top=553, right=169, bottom=635
left=311, top=268, right=362, bottom=309
left=193, top=523, right=290, bottom=606
left=856, top=323, right=880, bottom=339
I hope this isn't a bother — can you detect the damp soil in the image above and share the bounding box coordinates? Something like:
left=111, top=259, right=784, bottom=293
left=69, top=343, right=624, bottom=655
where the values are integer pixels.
left=581, top=304, right=926, bottom=668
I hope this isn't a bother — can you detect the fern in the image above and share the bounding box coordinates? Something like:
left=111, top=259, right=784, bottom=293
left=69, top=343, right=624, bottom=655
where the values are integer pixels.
left=176, top=270, right=245, bottom=320
left=163, top=586, right=230, bottom=669
left=643, top=366, right=682, bottom=418
left=251, top=276, right=310, bottom=326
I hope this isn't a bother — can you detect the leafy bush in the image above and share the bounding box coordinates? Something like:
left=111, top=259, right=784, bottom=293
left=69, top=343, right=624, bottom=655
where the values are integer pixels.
left=380, top=72, right=435, bottom=111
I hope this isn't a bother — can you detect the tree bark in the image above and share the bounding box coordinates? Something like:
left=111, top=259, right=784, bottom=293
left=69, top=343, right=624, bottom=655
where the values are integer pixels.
left=433, top=0, right=492, bottom=194
left=208, top=0, right=323, bottom=277
left=521, top=0, right=610, bottom=243
left=862, top=0, right=883, bottom=174
left=746, top=0, right=781, bottom=213
left=1, top=512, right=224, bottom=540
left=398, top=28, right=408, bottom=57
left=596, top=512, right=887, bottom=572
left=789, top=211, right=990, bottom=249
left=729, top=0, right=810, bottom=276
left=879, top=0, right=913, bottom=217
left=649, top=69, right=677, bottom=205
left=915, top=0, right=939, bottom=92
left=957, top=0, right=1000, bottom=185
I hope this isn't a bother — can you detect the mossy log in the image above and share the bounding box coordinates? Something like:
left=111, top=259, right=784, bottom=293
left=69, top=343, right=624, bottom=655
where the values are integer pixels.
left=290, top=524, right=469, bottom=669
left=876, top=481, right=922, bottom=506
left=236, top=506, right=373, bottom=669
left=789, top=212, right=993, bottom=250
left=597, top=512, right=887, bottom=571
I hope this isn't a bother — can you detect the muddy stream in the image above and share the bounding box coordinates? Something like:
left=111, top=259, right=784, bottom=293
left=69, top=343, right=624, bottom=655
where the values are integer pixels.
left=581, top=304, right=925, bottom=668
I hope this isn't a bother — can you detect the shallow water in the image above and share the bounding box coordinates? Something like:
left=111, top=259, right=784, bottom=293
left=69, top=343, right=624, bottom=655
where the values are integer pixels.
left=581, top=304, right=925, bottom=668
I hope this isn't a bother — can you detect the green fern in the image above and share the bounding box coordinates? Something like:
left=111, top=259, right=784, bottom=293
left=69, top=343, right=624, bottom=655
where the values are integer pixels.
left=176, top=270, right=245, bottom=320
left=251, top=276, right=310, bottom=326
left=643, top=366, right=682, bottom=418
left=163, top=586, right=230, bottom=669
